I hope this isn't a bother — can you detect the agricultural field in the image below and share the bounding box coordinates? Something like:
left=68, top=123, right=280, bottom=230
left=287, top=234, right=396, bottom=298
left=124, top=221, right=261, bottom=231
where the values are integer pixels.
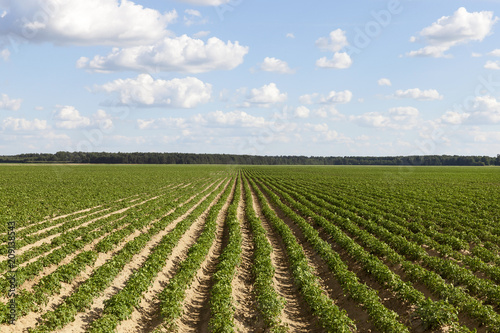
left=1, top=164, right=500, bottom=332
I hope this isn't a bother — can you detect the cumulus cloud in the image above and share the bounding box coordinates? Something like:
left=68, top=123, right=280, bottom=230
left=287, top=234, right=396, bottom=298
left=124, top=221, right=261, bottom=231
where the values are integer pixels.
left=193, top=30, right=210, bottom=38
left=92, top=109, right=114, bottom=130
left=0, top=93, right=22, bottom=110
left=484, top=60, right=500, bottom=70
left=204, top=110, right=268, bottom=127
left=0, top=0, right=177, bottom=46
left=77, top=35, right=249, bottom=73
left=439, top=95, right=500, bottom=125
left=298, top=93, right=318, bottom=105
left=488, top=49, right=500, bottom=57
left=1, top=48, right=9, bottom=61
left=300, top=90, right=352, bottom=105
left=315, top=29, right=348, bottom=52
left=294, top=106, right=310, bottom=118
left=351, top=106, right=420, bottom=130
left=244, top=83, right=287, bottom=107
left=258, top=57, right=295, bottom=74
left=137, top=117, right=188, bottom=130
left=316, top=52, right=352, bottom=69
left=2, top=117, right=47, bottom=131
left=184, top=9, right=207, bottom=26
left=306, top=123, right=351, bottom=143
left=407, top=7, right=498, bottom=58
left=52, top=106, right=113, bottom=129
left=315, top=29, right=352, bottom=69
left=286, top=33, right=295, bottom=39
left=467, top=95, right=500, bottom=124
left=94, top=74, right=212, bottom=108
left=378, top=78, right=392, bottom=86
left=137, top=110, right=269, bottom=131
left=440, top=111, right=470, bottom=125
left=53, top=105, right=91, bottom=129
left=171, top=0, right=233, bottom=5
left=320, top=90, right=353, bottom=104
left=393, top=88, right=443, bottom=101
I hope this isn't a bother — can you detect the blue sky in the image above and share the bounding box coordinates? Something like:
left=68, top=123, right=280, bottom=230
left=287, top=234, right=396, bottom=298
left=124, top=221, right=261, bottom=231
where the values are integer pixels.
left=1, top=0, right=500, bottom=156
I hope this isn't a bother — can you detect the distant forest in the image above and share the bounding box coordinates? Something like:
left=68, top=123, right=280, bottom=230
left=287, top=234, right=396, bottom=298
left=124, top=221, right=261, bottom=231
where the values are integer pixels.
left=1, top=152, right=499, bottom=166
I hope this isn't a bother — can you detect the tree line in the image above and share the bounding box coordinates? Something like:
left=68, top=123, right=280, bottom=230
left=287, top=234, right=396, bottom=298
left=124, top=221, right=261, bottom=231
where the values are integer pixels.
left=0, top=152, right=499, bottom=166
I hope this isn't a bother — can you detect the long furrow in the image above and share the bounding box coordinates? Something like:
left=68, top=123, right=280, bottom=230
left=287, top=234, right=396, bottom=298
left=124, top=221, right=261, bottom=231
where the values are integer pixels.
left=116, top=178, right=235, bottom=333
left=248, top=178, right=322, bottom=332
left=231, top=179, right=262, bottom=332
left=54, top=180, right=226, bottom=333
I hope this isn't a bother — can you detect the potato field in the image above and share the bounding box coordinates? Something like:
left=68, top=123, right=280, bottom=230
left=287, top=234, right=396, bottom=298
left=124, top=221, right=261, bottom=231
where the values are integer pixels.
left=1, top=164, right=500, bottom=332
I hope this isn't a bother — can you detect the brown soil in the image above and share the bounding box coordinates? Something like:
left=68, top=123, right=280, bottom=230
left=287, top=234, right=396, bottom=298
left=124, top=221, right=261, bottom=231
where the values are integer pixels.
left=115, top=178, right=233, bottom=333
left=232, top=181, right=263, bottom=332
left=174, top=178, right=235, bottom=333
left=248, top=180, right=323, bottom=332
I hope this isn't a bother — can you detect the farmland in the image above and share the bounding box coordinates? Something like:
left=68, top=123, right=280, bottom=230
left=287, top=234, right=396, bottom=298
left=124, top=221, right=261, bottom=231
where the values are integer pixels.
left=1, top=164, right=500, bottom=332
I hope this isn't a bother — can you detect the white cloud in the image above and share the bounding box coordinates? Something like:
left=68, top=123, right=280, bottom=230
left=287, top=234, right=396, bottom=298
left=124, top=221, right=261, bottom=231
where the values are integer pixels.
left=312, top=105, right=342, bottom=119
left=1, top=48, right=9, bottom=61
left=77, top=35, right=248, bottom=73
left=467, top=95, right=500, bottom=124
left=193, top=30, right=210, bottom=38
left=245, top=83, right=287, bottom=107
left=2, top=117, right=47, bottom=131
left=484, top=60, right=500, bottom=70
left=320, top=90, right=353, bottom=104
left=286, top=33, right=295, bottom=39
left=439, top=95, right=500, bottom=125
left=171, top=0, right=233, bottom=5
left=306, top=123, right=352, bottom=143
left=440, top=111, right=470, bottom=125
left=0, top=0, right=177, bottom=46
left=299, top=90, right=352, bottom=105
left=351, top=112, right=390, bottom=128
left=294, top=106, right=310, bottom=118
left=137, top=110, right=270, bottom=131
left=204, top=110, right=268, bottom=127
left=258, top=57, right=295, bottom=74
left=378, top=78, right=392, bottom=86
left=407, top=7, right=498, bottom=58
left=137, top=117, right=188, bottom=130
left=185, top=9, right=201, bottom=16
left=394, top=88, right=443, bottom=101
left=315, top=29, right=348, bottom=52
left=351, top=107, right=420, bottom=130
left=95, top=74, right=212, bottom=108
left=388, top=106, right=419, bottom=121
left=53, top=105, right=91, bottom=129
left=316, top=52, right=352, bottom=69
left=0, top=93, right=21, bottom=110
left=184, top=8, right=207, bottom=26
left=488, top=49, right=500, bottom=57
left=92, top=109, right=113, bottom=130
left=471, top=52, right=482, bottom=57
left=299, top=93, right=319, bottom=105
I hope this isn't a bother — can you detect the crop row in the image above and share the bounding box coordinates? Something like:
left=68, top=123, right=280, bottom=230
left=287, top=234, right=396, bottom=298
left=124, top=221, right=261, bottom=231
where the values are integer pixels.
left=28, top=178, right=226, bottom=332
left=257, top=172, right=500, bottom=332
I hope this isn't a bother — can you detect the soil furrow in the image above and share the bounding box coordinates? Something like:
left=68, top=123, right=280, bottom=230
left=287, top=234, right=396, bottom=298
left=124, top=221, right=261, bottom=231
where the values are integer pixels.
left=2, top=219, right=146, bottom=333
left=0, top=192, right=167, bottom=262
left=248, top=182, right=320, bottom=332
left=116, top=178, right=233, bottom=333
left=53, top=180, right=224, bottom=333
left=173, top=179, right=235, bottom=333
left=257, top=182, right=377, bottom=332
left=232, top=180, right=263, bottom=332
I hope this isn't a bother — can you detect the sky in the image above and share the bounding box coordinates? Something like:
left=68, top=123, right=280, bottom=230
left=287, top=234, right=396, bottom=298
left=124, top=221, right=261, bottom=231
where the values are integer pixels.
left=1, top=0, right=500, bottom=157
